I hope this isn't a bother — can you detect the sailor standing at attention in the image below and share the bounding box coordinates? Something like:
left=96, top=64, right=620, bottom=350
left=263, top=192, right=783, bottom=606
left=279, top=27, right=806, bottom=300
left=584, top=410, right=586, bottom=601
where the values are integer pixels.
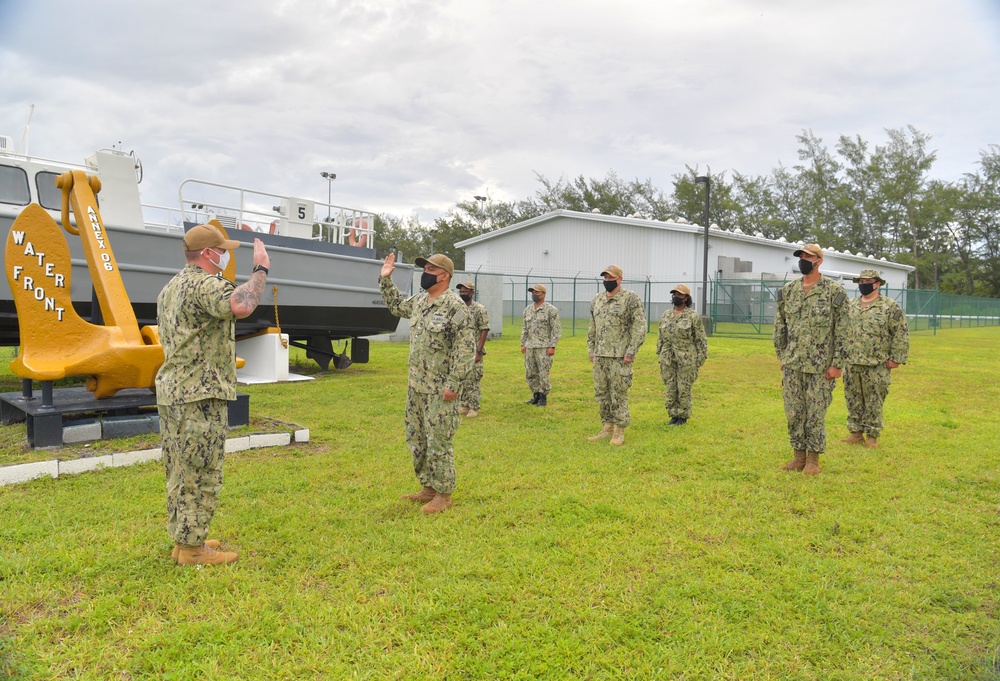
left=840, top=268, right=909, bottom=449
left=456, top=281, right=490, bottom=418
left=773, top=243, right=848, bottom=476
left=521, top=284, right=561, bottom=407
left=656, top=284, right=708, bottom=426
left=587, top=265, right=647, bottom=446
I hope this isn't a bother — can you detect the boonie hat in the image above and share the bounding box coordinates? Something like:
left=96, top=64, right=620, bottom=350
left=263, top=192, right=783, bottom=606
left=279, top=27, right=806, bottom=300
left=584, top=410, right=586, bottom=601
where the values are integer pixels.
left=183, top=224, right=241, bottom=252
left=600, top=264, right=623, bottom=278
left=670, top=284, right=691, bottom=296
left=852, top=269, right=886, bottom=285
left=456, top=281, right=476, bottom=291
left=528, top=284, right=547, bottom=294
left=792, top=243, right=824, bottom=259
left=414, top=254, right=454, bottom=277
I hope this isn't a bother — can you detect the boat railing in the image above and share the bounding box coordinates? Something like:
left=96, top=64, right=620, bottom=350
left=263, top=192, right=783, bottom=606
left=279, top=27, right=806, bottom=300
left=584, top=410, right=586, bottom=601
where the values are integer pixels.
left=141, top=203, right=186, bottom=233
left=0, top=149, right=90, bottom=171
left=178, top=179, right=376, bottom=246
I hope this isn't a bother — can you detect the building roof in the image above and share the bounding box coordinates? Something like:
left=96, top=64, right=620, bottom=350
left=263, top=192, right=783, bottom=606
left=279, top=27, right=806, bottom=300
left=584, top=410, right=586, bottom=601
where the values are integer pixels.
left=455, top=210, right=915, bottom=272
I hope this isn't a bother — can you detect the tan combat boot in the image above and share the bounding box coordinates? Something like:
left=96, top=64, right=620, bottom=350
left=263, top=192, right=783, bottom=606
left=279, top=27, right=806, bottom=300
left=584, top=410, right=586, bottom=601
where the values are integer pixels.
left=780, top=450, right=807, bottom=471
left=176, top=543, right=238, bottom=566
left=610, top=424, right=625, bottom=446
left=422, top=493, right=453, bottom=515
left=864, top=435, right=878, bottom=449
left=841, top=432, right=864, bottom=444
left=458, top=406, right=470, bottom=416
left=171, top=539, right=221, bottom=563
left=466, top=409, right=478, bottom=418
left=588, top=422, right=614, bottom=441
left=401, top=486, right=436, bottom=503
left=803, top=452, right=821, bottom=475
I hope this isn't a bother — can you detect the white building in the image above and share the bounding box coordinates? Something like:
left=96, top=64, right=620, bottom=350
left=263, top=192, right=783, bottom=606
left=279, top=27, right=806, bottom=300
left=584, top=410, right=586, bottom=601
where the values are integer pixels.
left=456, top=209, right=914, bottom=306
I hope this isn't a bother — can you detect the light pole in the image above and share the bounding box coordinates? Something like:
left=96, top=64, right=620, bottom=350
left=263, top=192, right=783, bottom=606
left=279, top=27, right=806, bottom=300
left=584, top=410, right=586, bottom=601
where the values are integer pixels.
left=695, top=175, right=711, bottom=315
left=473, top=195, right=487, bottom=229
left=320, top=171, right=336, bottom=221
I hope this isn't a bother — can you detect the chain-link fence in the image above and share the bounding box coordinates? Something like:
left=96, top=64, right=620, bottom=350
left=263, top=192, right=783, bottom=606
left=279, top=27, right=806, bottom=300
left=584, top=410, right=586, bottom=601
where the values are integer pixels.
left=501, top=273, right=1000, bottom=338
left=904, top=288, right=1000, bottom=333
left=502, top=275, right=705, bottom=337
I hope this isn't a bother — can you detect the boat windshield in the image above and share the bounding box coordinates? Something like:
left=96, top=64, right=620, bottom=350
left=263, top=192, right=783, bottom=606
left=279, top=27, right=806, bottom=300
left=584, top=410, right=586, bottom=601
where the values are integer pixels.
left=0, top=165, right=31, bottom=206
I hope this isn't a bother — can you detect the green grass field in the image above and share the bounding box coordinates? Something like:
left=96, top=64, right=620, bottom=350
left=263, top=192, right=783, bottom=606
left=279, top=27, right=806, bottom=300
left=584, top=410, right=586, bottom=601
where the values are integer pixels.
left=1, top=327, right=999, bottom=680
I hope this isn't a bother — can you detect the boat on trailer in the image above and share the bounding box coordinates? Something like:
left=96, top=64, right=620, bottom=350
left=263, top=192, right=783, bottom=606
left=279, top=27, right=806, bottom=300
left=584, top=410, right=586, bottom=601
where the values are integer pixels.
left=0, top=137, right=409, bottom=368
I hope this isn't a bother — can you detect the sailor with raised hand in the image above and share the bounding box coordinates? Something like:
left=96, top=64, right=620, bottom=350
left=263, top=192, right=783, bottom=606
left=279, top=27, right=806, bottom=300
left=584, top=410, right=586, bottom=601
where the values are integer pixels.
left=379, top=253, right=475, bottom=514
left=157, top=225, right=269, bottom=566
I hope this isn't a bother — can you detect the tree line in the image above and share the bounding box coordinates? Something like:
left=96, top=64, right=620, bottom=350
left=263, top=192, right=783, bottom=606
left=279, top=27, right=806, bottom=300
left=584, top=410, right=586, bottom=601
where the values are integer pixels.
left=374, top=126, right=1000, bottom=297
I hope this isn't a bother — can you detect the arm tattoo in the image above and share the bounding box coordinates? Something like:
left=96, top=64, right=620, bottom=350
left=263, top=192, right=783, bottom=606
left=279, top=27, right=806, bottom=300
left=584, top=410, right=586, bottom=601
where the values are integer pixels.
left=231, top=270, right=267, bottom=318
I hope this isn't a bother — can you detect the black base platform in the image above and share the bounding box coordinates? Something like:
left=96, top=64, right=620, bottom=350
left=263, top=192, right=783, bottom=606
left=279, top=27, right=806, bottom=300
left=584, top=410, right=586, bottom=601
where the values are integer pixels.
left=0, top=385, right=249, bottom=448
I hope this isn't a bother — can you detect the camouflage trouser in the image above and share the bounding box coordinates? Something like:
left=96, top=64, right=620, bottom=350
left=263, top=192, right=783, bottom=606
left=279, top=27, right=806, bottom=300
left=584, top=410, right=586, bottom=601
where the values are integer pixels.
left=405, top=387, right=460, bottom=494
left=782, top=368, right=835, bottom=453
left=660, top=358, right=699, bottom=419
left=524, top=348, right=553, bottom=395
left=593, top=356, right=633, bottom=427
left=844, top=363, right=891, bottom=438
left=459, top=359, right=484, bottom=410
left=158, top=398, right=227, bottom=546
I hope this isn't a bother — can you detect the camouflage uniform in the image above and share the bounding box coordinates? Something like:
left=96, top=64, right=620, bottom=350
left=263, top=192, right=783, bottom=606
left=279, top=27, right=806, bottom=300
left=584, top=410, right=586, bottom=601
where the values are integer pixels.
left=588, top=288, right=646, bottom=427
left=843, top=295, right=909, bottom=438
left=773, top=276, right=848, bottom=453
left=657, top=308, right=708, bottom=420
left=459, top=300, right=490, bottom=411
left=380, top=275, right=475, bottom=494
left=521, top=301, right=561, bottom=396
left=156, top=265, right=237, bottom=546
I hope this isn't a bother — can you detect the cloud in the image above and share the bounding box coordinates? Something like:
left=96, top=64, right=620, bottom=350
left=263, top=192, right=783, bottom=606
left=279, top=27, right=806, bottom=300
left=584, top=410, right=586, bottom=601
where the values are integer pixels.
left=2, top=0, right=999, bottom=224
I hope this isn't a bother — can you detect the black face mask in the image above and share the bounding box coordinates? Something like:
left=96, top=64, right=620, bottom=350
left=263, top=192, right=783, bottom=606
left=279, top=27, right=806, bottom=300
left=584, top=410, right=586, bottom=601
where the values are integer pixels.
left=798, top=259, right=815, bottom=275
left=420, top=271, right=440, bottom=291
left=531, top=294, right=542, bottom=303
left=603, top=280, right=618, bottom=293
left=858, top=282, right=876, bottom=296
left=460, top=293, right=473, bottom=303
left=671, top=296, right=686, bottom=308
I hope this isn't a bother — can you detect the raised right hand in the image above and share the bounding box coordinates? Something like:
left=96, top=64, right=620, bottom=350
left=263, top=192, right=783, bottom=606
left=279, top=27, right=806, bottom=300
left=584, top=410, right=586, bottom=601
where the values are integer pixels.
left=381, top=253, right=396, bottom=277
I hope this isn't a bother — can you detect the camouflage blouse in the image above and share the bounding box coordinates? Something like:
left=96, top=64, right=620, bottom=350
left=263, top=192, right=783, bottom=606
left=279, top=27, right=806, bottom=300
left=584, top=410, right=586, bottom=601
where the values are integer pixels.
left=587, top=288, right=647, bottom=358
left=844, top=295, right=909, bottom=366
left=521, top=302, right=561, bottom=349
left=656, top=307, right=708, bottom=367
left=155, top=265, right=238, bottom=405
left=773, top=276, right=848, bottom=373
left=379, top=275, right=475, bottom=394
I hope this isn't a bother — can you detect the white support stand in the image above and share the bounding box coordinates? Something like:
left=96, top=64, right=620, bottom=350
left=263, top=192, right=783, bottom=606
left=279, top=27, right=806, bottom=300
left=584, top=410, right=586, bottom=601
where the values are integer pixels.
left=235, top=331, right=314, bottom=385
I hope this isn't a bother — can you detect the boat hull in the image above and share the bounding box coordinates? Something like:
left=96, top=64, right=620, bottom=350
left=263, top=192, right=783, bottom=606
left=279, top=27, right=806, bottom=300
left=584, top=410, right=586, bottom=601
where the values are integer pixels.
left=0, top=216, right=408, bottom=347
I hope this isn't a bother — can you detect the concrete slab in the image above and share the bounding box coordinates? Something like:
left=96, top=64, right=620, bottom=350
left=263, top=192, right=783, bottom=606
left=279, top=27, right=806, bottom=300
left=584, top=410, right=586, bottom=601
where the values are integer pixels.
left=293, top=428, right=310, bottom=443
left=249, top=432, right=291, bottom=448
left=225, top=436, right=250, bottom=453
left=60, top=455, right=113, bottom=476
left=237, top=372, right=314, bottom=385
left=112, top=448, right=162, bottom=468
left=63, top=418, right=102, bottom=444
left=102, top=414, right=158, bottom=439
left=0, top=460, right=59, bottom=486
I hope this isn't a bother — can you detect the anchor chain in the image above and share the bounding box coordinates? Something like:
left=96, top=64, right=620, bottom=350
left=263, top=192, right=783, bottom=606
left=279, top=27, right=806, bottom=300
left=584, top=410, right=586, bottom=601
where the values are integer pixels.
left=273, top=285, right=287, bottom=348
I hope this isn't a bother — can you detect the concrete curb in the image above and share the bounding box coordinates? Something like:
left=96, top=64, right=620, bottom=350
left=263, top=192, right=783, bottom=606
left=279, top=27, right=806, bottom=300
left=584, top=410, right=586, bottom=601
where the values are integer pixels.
left=0, top=428, right=310, bottom=487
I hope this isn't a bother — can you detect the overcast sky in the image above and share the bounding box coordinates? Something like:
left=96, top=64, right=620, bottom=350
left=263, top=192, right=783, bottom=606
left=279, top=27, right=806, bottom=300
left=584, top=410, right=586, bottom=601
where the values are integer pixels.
left=2, top=0, right=999, bottom=222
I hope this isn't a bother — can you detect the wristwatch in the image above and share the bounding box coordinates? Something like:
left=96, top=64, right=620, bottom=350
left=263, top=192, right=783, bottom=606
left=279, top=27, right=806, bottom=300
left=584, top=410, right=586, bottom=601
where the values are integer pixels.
left=252, top=265, right=269, bottom=275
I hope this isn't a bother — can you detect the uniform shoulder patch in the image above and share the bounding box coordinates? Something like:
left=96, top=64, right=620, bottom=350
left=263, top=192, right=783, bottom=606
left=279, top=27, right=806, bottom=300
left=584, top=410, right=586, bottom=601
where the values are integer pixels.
left=452, top=308, right=468, bottom=326
left=776, top=288, right=783, bottom=302
left=834, top=290, right=847, bottom=307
